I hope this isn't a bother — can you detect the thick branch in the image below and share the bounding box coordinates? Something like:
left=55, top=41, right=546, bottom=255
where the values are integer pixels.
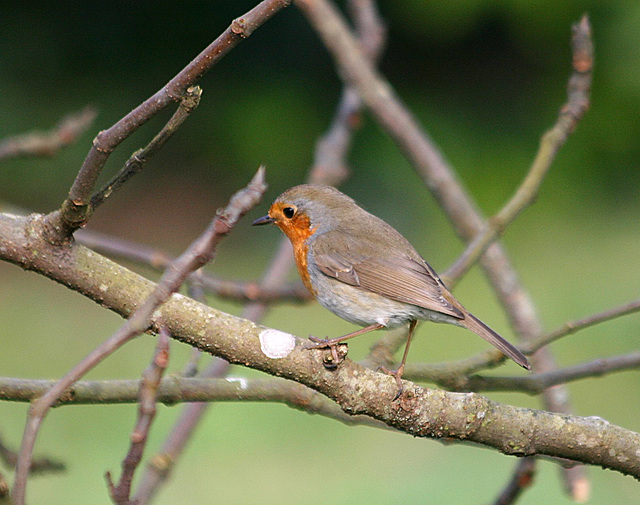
left=0, top=213, right=638, bottom=479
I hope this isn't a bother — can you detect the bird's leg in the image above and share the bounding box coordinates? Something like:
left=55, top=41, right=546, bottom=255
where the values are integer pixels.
left=305, top=323, right=385, bottom=368
left=379, top=320, right=417, bottom=400
left=306, top=323, right=385, bottom=348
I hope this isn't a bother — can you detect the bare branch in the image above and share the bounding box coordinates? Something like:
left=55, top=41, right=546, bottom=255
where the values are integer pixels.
left=524, top=297, right=640, bottom=354
left=462, top=352, right=640, bottom=394
left=309, top=0, right=386, bottom=186
left=106, top=327, right=170, bottom=505
left=43, top=0, right=291, bottom=239
left=0, top=376, right=383, bottom=430
left=443, top=15, right=593, bottom=284
left=493, top=457, right=536, bottom=505
left=91, top=86, right=202, bottom=209
left=10, top=168, right=267, bottom=505
left=75, top=229, right=312, bottom=304
left=0, top=107, right=96, bottom=161
left=1, top=212, right=639, bottom=479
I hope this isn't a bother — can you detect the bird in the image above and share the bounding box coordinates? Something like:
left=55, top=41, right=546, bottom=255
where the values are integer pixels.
left=253, top=184, right=530, bottom=396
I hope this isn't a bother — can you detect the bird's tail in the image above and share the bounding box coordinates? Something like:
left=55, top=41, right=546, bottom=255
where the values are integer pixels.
left=463, top=313, right=530, bottom=370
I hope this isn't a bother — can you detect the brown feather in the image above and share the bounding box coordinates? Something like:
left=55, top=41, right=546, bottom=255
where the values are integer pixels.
left=461, top=313, right=531, bottom=370
left=312, top=232, right=464, bottom=319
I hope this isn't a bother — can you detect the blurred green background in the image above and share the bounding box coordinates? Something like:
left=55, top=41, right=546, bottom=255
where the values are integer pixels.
left=1, top=1, right=639, bottom=504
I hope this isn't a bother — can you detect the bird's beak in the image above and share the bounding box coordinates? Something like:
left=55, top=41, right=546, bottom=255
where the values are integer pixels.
left=252, top=215, right=275, bottom=226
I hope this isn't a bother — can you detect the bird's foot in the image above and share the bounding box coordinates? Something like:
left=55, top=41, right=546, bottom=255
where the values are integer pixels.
left=378, top=364, right=405, bottom=401
left=305, top=336, right=348, bottom=369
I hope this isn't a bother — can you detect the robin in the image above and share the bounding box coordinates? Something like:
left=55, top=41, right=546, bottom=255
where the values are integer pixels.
left=253, top=184, right=530, bottom=395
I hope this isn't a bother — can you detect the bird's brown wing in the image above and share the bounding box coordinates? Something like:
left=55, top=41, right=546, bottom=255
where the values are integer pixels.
left=312, top=234, right=463, bottom=319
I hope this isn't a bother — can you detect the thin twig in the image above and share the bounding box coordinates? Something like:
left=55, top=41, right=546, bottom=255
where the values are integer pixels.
left=443, top=16, right=592, bottom=285
left=523, top=297, right=640, bottom=354
left=0, top=107, right=96, bottom=161
left=106, top=327, right=170, bottom=505
left=0, top=435, right=64, bottom=475
left=44, top=0, right=291, bottom=239
left=11, top=168, right=267, bottom=505
left=91, top=86, right=202, bottom=209
left=463, top=351, right=640, bottom=394
left=75, top=229, right=312, bottom=304
left=493, top=457, right=536, bottom=505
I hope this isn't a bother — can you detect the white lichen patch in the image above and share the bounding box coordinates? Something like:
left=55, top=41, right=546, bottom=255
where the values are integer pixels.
left=259, top=329, right=295, bottom=359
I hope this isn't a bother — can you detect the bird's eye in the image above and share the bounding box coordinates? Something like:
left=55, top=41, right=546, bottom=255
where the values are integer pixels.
left=282, top=206, right=296, bottom=219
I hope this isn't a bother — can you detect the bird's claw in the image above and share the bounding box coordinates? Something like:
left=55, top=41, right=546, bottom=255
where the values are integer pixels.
left=305, top=336, right=348, bottom=369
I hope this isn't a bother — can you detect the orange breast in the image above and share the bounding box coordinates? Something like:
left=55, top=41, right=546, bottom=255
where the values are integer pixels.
left=276, top=214, right=317, bottom=295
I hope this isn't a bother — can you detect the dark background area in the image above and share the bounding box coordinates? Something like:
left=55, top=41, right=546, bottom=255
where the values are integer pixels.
left=1, top=2, right=639, bottom=504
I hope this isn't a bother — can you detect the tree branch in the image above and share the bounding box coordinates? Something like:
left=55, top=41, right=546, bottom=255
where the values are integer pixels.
left=0, top=107, right=96, bottom=161
left=91, top=86, right=202, bottom=209
left=443, top=15, right=592, bottom=284
left=9, top=168, right=267, bottom=505
left=1, top=211, right=638, bottom=480
left=44, top=0, right=291, bottom=239
left=106, top=327, right=170, bottom=505
left=462, top=352, right=640, bottom=394
left=0, top=376, right=385, bottom=430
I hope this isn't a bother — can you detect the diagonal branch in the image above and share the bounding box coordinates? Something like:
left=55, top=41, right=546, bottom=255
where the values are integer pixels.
left=91, top=86, right=202, bottom=209
left=106, top=327, right=170, bottom=505
left=295, top=2, right=593, bottom=496
left=44, top=0, right=291, bottom=239
left=10, top=168, right=267, bottom=505
left=443, top=15, right=592, bottom=285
